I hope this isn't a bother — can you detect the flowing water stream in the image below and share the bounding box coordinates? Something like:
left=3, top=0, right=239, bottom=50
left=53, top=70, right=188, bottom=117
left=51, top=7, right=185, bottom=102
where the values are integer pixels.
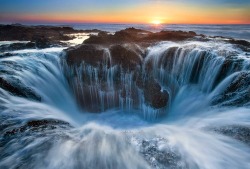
left=1, top=40, right=250, bottom=169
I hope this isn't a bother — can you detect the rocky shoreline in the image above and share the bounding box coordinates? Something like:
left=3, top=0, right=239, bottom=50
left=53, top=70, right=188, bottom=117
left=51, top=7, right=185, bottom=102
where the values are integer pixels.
left=1, top=24, right=250, bottom=113
left=0, top=24, right=102, bottom=52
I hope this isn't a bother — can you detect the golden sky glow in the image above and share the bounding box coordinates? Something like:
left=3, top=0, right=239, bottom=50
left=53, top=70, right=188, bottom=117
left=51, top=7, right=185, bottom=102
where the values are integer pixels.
left=0, top=0, right=249, bottom=24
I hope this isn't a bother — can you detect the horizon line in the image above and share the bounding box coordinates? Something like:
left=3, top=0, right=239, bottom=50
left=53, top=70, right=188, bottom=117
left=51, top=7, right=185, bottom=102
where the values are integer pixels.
left=1, top=21, right=250, bottom=25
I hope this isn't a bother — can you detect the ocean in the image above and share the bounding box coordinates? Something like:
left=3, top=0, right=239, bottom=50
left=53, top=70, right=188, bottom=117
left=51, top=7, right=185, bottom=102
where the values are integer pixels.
left=68, top=24, right=250, bottom=41
left=1, top=23, right=250, bottom=169
left=17, top=23, right=250, bottom=41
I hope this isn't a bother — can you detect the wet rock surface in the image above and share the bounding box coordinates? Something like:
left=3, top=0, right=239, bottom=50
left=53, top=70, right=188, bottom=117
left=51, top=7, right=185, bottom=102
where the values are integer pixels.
left=66, top=44, right=105, bottom=66
left=0, top=42, right=36, bottom=52
left=212, top=71, right=250, bottom=107
left=0, top=118, right=72, bottom=169
left=63, top=28, right=203, bottom=112
left=84, top=28, right=198, bottom=45
left=210, top=125, right=250, bottom=145
left=64, top=43, right=169, bottom=112
left=0, top=24, right=101, bottom=52
left=3, top=119, right=71, bottom=137
left=0, top=24, right=101, bottom=41
left=110, top=44, right=142, bottom=70
left=0, top=77, right=41, bottom=101
left=134, top=138, right=189, bottom=169
left=143, top=80, right=169, bottom=109
left=227, top=39, right=250, bottom=50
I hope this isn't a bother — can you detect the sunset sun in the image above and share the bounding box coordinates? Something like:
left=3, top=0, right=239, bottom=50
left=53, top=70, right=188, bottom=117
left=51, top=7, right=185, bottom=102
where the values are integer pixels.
left=0, top=0, right=250, bottom=168
left=151, top=20, right=162, bottom=25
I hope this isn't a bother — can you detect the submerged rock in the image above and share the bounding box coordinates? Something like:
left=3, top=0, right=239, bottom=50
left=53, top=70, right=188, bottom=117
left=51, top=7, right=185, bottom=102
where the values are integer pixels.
left=0, top=42, right=36, bottom=52
left=210, top=125, right=250, bottom=145
left=212, top=71, right=250, bottom=107
left=64, top=39, right=169, bottom=113
left=0, top=77, right=41, bottom=101
left=144, top=80, right=169, bottom=109
left=227, top=39, right=250, bottom=49
left=137, top=138, right=189, bottom=169
left=4, top=119, right=71, bottom=137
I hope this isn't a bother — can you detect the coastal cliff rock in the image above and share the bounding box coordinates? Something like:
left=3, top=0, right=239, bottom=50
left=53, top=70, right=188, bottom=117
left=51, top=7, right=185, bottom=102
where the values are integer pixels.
left=110, top=44, right=142, bottom=70
left=0, top=77, right=41, bottom=101
left=66, top=44, right=105, bottom=66
left=0, top=24, right=102, bottom=51
left=63, top=29, right=173, bottom=112
left=212, top=71, right=250, bottom=107
left=84, top=28, right=198, bottom=45
left=144, top=80, right=169, bottom=109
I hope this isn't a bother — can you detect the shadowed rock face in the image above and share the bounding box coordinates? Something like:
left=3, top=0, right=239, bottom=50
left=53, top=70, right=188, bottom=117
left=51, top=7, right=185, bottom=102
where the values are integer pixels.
left=210, top=125, right=250, bottom=145
left=84, top=28, right=198, bottom=45
left=66, top=43, right=143, bottom=69
left=0, top=24, right=74, bottom=41
left=212, top=72, right=250, bottom=107
left=0, top=42, right=36, bottom=52
left=0, top=77, right=41, bottom=101
left=0, top=38, right=68, bottom=52
left=3, top=119, right=71, bottom=137
left=64, top=28, right=201, bottom=113
left=0, top=24, right=102, bottom=51
left=110, top=45, right=142, bottom=70
left=63, top=29, right=173, bottom=113
left=0, top=24, right=101, bottom=41
left=143, top=80, right=169, bottom=109
left=66, top=44, right=105, bottom=67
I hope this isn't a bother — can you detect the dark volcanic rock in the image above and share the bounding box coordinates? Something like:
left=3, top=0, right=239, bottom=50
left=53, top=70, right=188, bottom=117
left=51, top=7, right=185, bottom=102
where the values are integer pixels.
left=213, top=58, right=244, bottom=89
left=228, top=39, right=250, bottom=48
left=110, top=45, right=142, bottom=70
left=65, top=43, right=143, bottom=70
left=84, top=28, right=151, bottom=45
left=84, top=27, right=197, bottom=45
left=66, top=44, right=105, bottom=66
left=32, top=36, right=52, bottom=48
left=212, top=71, right=250, bottom=106
left=143, top=30, right=197, bottom=42
left=63, top=28, right=200, bottom=112
left=0, top=42, right=36, bottom=52
left=144, top=79, right=169, bottom=109
left=0, top=24, right=73, bottom=41
left=210, top=125, right=250, bottom=145
left=0, top=77, right=41, bottom=101
left=139, top=139, right=188, bottom=169
left=4, top=119, right=71, bottom=137
left=0, top=24, right=102, bottom=49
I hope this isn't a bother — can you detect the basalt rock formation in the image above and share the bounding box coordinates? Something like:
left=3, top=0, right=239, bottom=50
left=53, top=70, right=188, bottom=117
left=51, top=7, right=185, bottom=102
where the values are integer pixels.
left=0, top=24, right=101, bottom=51
left=84, top=27, right=198, bottom=45
left=65, top=43, right=168, bottom=113
left=0, top=24, right=101, bottom=41
left=63, top=28, right=198, bottom=113
left=0, top=77, right=41, bottom=101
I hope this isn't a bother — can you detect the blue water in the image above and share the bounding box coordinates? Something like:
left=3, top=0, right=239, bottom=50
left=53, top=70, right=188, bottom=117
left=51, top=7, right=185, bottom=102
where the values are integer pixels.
left=70, top=24, right=250, bottom=41
left=17, top=23, right=250, bottom=41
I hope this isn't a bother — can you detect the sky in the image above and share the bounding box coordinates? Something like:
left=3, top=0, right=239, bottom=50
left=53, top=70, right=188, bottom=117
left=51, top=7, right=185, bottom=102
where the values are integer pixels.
left=0, top=0, right=249, bottom=24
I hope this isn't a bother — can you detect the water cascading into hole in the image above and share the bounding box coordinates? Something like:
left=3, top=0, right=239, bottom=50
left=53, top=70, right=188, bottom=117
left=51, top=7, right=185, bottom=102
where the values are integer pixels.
left=1, top=41, right=250, bottom=169
left=63, top=41, right=250, bottom=120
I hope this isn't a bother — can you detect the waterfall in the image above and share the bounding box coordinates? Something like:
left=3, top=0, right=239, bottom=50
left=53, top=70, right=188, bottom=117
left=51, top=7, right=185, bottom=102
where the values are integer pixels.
left=1, top=41, right=250, bottom=169
left=64, top=41, right=250, bottom=118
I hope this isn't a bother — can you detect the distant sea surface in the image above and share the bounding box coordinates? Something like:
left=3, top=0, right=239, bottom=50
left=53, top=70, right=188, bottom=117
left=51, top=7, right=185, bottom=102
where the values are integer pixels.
left=70, top=24, right=250, bottom=41
left=6, top=23, right=250, bottom=41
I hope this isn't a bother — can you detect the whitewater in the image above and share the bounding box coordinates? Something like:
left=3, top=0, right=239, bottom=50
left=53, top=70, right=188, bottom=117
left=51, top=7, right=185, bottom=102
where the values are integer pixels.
left=1, top=38, right=250, bottom=169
